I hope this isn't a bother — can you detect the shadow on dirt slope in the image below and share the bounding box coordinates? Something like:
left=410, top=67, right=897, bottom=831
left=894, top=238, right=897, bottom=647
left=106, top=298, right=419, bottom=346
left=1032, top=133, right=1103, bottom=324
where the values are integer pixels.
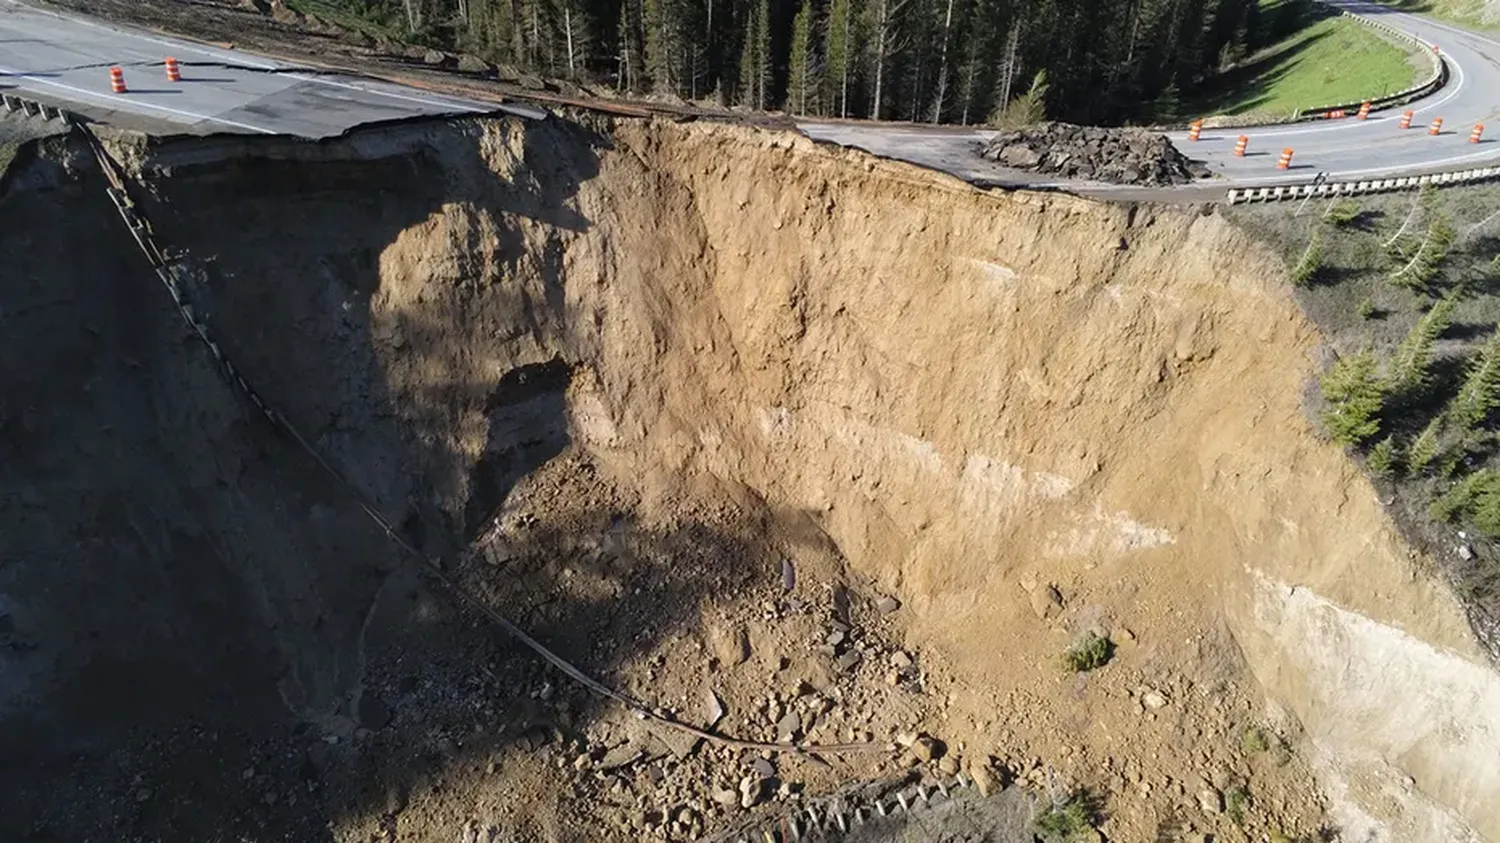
left=0, top=117, right=789, bottom=842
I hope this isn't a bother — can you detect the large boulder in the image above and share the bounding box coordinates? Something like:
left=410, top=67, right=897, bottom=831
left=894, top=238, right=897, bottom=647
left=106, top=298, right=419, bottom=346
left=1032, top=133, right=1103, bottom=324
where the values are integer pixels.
left=978, top=121, right=1208, bottom=187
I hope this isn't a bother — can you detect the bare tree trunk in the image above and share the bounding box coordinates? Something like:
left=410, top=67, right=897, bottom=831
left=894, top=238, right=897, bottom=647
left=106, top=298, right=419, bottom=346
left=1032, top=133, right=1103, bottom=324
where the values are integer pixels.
left=564, top=7, right=576, bottom=75
left=930, top=0, right=955, bottom=122
left=870, top=0, right=888, bottom=119
left=402, top=0, right=421, bottom=31
left=998, top=23, right=1019, bottom=114
left=510, top=0, right=526, bottom=65
left=839, top=9, right=851, bottom=117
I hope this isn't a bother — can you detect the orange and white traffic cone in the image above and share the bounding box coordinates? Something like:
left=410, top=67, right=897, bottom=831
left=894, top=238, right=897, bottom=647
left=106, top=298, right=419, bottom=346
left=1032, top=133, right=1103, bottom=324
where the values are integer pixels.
left=1187, top=119, right=1203, bottom=141
left=1233, top=135, right=1249, bottom=157
left=109, top=66, right=127, bottom=94
left=1277, top=148, right=1294, bottom=170
left=165, top=57, right=181, bottom=82
left=1430, top=117, right=1444, bottom=136
left=1471, top=124, right=1485, bottom=143
left=1399, top=110, right=1414, bottom=129
left=1358, top=101, right=1371, bottom=120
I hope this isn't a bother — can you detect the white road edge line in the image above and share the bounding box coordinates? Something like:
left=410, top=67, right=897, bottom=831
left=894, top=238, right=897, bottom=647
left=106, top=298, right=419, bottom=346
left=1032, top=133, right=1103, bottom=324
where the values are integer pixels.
left=0, top=63, right=278, bottom=133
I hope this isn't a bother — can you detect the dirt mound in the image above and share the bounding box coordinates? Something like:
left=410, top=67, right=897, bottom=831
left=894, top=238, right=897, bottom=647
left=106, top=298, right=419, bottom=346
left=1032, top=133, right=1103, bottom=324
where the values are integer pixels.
left=978, top=121, right=1208, bottom=185
left=1, top=116, right=1494, bottom=843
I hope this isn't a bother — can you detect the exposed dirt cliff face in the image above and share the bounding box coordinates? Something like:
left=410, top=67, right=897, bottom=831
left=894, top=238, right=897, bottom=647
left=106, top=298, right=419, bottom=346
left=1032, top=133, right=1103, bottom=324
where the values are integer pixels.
left=2, top=116, right=1495, bottom=843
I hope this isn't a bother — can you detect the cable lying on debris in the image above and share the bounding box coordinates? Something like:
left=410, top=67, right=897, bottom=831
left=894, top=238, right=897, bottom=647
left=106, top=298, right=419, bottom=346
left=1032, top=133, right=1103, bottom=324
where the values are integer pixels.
left=76, top=124, right=889, bottom=759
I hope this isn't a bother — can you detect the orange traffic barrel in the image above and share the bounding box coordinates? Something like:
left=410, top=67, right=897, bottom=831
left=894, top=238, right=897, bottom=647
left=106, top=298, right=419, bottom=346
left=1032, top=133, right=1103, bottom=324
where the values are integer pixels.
left=1187, top=119, right=1203, bottom=141
left=1233, top=135, right=1249, bottom=157
left=165, top=57, right=181, bottom=82
left=1277, top=148, right=1294, bottom=170
left=109, top=66, right=127, bottom=94
left=1430, top=117, right=1444, bottom=136
left=1358, top=101, right=1371, bottom=120
left=1471, top=124, right=1485, bottom=143
left=1399, top=110, right=1414, bottom=129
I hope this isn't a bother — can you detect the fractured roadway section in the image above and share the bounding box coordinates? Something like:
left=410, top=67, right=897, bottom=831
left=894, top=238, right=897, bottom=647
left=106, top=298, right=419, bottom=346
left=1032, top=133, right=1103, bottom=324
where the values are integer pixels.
left=0, top=0, right=539, bottom=137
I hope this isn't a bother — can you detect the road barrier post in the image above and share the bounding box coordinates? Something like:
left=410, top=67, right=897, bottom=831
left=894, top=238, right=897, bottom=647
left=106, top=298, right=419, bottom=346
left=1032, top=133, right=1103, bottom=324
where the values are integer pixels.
left=1399, top=110, right=1414, bottom=129
left=165, top=57, right=181, bottom=83
left=109, top=66, right=127, bottom=94
left=1277, top=148, right=1294, bottom=170
left=1234, top=135, right=1249, bottom=157
left=1358, top=101, right=1371, bottom=120
left=1430, top=117, right=1444, bottom=136
left=1471, top=124, right=1485, bottom=143
left=1188, top=119, right=1203, bottom=141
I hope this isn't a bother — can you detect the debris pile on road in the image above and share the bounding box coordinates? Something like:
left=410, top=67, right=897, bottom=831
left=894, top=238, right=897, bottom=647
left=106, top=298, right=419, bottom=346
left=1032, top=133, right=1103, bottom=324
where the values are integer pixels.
left=978, top=122, right=1210, bottom=186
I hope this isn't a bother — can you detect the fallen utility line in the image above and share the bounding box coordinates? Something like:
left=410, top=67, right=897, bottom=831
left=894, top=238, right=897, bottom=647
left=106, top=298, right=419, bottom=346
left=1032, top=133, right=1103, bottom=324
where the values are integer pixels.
left=73, top=124, right=887, bottom=759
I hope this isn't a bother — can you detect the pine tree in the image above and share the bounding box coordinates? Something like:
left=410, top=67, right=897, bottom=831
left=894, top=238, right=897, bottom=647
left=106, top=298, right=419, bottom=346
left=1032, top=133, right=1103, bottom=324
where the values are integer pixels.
left=555, top=0, right=590, bottom=78
left=1366, top=436, right=1401, bottom=478
left=1449, top=330, right=1500, bottom=433
left=866, top=0, right=909, bottom=119
left=1290, top=228, right=1322, bottom=287
left=823, top=0, right=860, bottom=117
left=927, top=0, right=959, bottom=121
left=1386, top=294, right=1457, bottom=400
left=645, top=0, right=674, bottom=92
left=787, top=0, right=819, bottom=114
left=1320, top=348, right=1386, bottom=447
left=1407, top=415, right=1443, bottom=475
left=618, top=0, right=644, bottom=92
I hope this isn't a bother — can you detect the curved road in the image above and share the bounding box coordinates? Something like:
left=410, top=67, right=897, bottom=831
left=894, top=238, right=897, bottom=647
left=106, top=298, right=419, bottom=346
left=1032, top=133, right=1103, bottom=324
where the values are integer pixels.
left=798, top=0, right=1500, bottom=193
left=1174, top=0, right=1500, bottom=186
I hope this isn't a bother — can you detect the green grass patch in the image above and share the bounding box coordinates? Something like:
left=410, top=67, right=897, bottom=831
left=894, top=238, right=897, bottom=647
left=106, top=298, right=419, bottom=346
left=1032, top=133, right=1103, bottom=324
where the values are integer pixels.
left=1193, top=12, right=1425, bottom=119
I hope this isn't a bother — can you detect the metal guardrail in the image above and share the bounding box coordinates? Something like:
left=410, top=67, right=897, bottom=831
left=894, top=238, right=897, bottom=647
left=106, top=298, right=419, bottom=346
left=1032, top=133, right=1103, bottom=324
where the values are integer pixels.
left=1226, top=166, right=1500, bottom=203
left=1, top=92, right=75, bottom=124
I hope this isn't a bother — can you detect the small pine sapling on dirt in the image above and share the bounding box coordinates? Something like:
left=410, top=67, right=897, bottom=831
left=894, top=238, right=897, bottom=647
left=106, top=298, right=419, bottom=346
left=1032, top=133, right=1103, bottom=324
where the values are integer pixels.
left=1225, top=783, right=1251, bottom=826
left=1290, top=228, right=1323, bottom=286
left=1357, top=296, right=1379, bottom=320
left=1319, top=348, right=1386, bottom=447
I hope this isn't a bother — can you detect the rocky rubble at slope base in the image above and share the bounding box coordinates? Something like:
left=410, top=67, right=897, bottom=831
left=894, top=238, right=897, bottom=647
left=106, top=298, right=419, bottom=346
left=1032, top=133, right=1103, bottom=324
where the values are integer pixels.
left=978, top=122, right=1210, bottom=186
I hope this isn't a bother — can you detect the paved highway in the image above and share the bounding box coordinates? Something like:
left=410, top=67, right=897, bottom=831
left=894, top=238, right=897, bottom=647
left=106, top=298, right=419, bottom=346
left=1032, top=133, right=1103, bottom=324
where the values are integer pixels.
left=800, top=0, right=1500, bottom=189
left=0, top=0, right=540, bottom=137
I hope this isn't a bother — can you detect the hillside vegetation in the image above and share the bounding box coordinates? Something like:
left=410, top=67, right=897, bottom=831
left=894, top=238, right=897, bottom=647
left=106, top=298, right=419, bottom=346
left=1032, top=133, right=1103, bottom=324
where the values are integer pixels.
left=1191, top=4, right=1423, bottom=119
left=1229, top=184, right=1500, bottom=641
left=269, top=0, right=1329, bottom=125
